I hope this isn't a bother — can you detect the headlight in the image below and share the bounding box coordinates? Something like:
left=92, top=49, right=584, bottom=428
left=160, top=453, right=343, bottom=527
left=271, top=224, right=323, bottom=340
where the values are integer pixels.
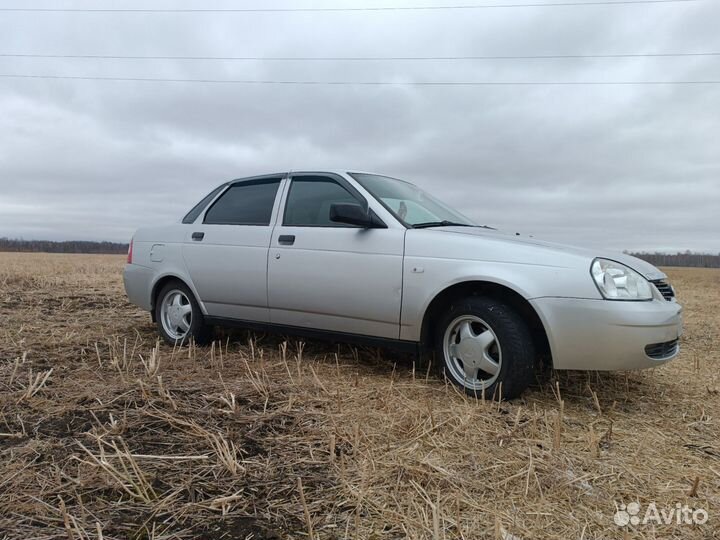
left=590, top=258, right=653, bottom=300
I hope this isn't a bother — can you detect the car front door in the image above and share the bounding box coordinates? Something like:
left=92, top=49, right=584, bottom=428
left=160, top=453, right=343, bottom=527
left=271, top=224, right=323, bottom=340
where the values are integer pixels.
left=267, top=173, right=405, bottom=339
left=182, top=175, right=285, bottom=322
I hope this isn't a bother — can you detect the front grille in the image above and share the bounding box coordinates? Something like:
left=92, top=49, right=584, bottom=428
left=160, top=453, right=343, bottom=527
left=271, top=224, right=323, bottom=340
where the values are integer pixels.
left=645, top=339, right=679, bottom=359
left=651, top=279, right=675, bottom=301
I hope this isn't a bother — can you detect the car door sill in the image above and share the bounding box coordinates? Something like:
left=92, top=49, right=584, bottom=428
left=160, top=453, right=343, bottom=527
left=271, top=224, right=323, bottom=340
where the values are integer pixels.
left=204, top=316, right=419, bottom=354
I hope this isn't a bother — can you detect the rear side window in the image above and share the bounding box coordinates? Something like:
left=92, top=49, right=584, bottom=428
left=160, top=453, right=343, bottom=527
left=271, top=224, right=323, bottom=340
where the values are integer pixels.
left=284, top=176, right=361, bottom=227
left=182, top=184, right=227, bottom=224
left=204, top=178, right=281, bottom=225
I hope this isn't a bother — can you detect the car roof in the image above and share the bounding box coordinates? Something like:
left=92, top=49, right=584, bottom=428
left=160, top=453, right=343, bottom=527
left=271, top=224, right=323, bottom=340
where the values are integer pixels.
left=228, top=169, right=391, bottom=181
left=288, top=169, right=379, bottom=176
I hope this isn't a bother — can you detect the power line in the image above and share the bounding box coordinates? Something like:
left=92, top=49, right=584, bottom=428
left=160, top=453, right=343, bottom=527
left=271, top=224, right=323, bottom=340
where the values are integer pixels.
left=0, top=0, right=703, bottom=12
left=1, top=74, right=718, bottom=85
left=1, top=52, right=719, bottom=61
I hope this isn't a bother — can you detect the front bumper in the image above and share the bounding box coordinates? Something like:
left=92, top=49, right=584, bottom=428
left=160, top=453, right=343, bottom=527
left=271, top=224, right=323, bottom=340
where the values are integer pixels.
left=531, top=297, right=683, bottom=370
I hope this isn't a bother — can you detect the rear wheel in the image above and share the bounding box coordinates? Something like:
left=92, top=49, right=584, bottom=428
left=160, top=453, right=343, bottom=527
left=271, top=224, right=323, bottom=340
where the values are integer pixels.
left=155, top=281, right=213, bottom=345
left=435, top=296, right=535, bottom=400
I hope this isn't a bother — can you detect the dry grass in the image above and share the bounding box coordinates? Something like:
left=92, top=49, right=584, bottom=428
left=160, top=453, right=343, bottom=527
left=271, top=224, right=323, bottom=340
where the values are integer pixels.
left=1, top=253, right=719, bottom=539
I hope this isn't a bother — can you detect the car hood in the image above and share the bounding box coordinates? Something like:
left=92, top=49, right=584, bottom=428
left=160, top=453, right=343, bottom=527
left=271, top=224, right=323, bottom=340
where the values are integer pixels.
left=432, top=227, right=667, bottom=281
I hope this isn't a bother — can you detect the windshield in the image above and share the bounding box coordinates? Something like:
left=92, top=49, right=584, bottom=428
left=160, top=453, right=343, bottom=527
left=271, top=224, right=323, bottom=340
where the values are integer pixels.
left=350, top=173, right=476, bottom=227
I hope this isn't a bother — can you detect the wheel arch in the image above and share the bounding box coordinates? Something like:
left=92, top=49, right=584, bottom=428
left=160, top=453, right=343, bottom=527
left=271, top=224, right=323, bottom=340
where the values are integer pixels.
left=150, top=274, right=204, bottom=322
left=419, top=280, right=553, bottom=366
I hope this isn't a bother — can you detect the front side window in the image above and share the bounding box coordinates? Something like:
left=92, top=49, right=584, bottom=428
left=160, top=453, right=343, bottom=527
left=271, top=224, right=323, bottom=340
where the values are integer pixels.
left=351, top=173, right=475, bottom=227
left=284, top=176, right=361, bottom=227
left=204, top=178, right=281, bottom=225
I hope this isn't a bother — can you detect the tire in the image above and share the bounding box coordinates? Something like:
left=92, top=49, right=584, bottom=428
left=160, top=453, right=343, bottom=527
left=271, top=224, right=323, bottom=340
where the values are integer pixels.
left=155, top=280, right=213, bottom=346
left=435, top=296, right=535, bottom=400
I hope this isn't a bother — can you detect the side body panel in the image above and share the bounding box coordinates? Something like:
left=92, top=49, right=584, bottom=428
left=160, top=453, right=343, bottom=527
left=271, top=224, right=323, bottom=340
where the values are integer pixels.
left=181, top=226, right=274, bottom=321
left=268, top=227, right=406, bottom=338
left=180, top=176, right=288, bottom=322
left=125, top=225, right=202, bottom=314
left=400, top=228, right=600, bottom=342
left=267, top=173, right=406, bottom=339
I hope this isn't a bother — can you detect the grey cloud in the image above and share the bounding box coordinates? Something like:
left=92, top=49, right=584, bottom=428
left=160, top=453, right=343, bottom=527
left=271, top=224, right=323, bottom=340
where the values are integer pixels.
left=1, top=1, right=719, bottom=251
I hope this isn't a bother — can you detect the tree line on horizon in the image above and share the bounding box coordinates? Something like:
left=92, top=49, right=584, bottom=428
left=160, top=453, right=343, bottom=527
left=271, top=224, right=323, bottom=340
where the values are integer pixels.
left=1, top=238, right=719, bottom=268
left=0, top=238, right=129, bottom=255
left=628, top=251, right=720, bottom=269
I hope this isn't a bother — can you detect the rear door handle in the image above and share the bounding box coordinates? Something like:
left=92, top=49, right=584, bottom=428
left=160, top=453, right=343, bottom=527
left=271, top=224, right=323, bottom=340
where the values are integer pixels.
left=278, top=234, right=295, bottom=245
left=191, top=232, right=205, bottom=241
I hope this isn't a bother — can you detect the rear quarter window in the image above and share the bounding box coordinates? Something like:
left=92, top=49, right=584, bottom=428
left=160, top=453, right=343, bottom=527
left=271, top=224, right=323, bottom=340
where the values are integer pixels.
left=182, top=184, right=227, bottom=224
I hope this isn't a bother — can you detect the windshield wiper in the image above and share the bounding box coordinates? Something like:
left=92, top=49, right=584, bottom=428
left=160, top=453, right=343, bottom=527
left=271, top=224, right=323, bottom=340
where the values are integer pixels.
left=412, top=220, right=474, bottom=229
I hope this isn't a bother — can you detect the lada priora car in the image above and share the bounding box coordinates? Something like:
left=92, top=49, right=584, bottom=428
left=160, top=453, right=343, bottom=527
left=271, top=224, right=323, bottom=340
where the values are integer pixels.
left=124, top=170, right=682, bottom=398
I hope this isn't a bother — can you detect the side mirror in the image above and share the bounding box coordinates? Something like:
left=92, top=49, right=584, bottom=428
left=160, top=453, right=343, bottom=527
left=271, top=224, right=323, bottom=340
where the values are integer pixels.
left=329, top=203, right=385, bottom=228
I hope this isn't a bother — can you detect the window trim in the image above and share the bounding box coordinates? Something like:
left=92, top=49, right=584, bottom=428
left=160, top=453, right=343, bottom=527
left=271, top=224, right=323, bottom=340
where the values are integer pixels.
left=281, top=173, right=376, bottom=228
left=202, top=176, right=284, bottom=226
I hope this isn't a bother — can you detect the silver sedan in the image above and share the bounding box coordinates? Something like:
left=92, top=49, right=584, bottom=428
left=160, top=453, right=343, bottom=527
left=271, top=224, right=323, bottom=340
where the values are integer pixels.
left=124, top=170, right=682, bottom=399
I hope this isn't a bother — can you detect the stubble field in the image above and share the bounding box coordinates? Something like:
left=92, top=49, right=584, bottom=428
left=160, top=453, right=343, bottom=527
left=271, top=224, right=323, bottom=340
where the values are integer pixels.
left=1, top=253, right=718, bottom=540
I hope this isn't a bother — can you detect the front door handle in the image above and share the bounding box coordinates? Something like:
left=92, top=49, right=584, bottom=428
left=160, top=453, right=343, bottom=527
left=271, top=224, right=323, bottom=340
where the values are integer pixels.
left=191, top=232, right=205, bottom=241
left=278, top=234, right=295, bottom=245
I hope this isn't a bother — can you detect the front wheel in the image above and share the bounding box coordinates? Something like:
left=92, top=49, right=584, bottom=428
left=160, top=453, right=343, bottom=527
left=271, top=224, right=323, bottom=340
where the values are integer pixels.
left=155, top=281, right=213, bottom=346
left=435, top=296, right=535, bottom=400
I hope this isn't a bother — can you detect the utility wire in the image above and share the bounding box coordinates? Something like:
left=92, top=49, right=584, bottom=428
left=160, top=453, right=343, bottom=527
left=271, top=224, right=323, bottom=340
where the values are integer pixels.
left=1, top=52, right=719, bottom=61
left=0, top=0, right=704, bottom=12
left=1, top=74, right=718, bottom=85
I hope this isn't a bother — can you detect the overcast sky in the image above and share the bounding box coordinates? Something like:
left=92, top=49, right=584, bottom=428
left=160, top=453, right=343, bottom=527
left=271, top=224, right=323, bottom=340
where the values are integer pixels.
left=1, top=0, right=718, bottom=252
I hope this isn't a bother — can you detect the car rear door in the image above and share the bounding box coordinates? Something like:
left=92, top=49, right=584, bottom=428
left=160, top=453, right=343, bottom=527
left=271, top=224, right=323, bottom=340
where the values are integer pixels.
left=267, top=173, right=405, bottom=339
left=182, top=175, right=286, bottom=322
